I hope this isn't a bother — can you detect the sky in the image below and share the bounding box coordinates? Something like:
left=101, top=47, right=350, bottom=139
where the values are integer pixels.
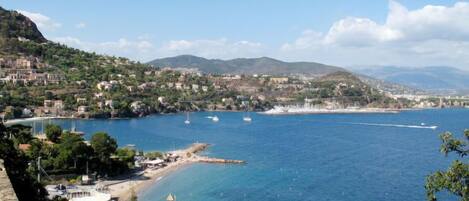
left=1, top=0, right=468, bottom=69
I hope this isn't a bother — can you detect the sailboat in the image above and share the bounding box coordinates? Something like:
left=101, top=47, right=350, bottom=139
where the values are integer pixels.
left=184, top=112, right=191, bottom=124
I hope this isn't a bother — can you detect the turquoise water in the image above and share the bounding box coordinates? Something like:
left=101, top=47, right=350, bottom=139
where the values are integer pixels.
left=31, top=109, right=468, bottom=201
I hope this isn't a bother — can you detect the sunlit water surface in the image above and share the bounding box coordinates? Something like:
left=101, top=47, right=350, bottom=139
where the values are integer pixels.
left=26, top=109, right=469, bottom=201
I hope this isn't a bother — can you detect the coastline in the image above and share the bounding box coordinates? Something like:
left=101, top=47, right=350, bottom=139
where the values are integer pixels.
left=103, top=143, right=244, bottom=200
left=2, top=116, right=75, bottom=125
left=2, top=107, right=449, bottom=125
left=106, top=157, right=193, bottom=201
left=260, top=107, right=401, bottom=115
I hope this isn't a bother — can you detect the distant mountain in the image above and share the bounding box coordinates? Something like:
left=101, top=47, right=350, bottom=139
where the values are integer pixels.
left=148, top=55, right=345, bottom=76
left=354, top=66, right=469, bottom=94
left=0, top=6, right=46, bottom=43
left=356, top=74, right=426, bottom=95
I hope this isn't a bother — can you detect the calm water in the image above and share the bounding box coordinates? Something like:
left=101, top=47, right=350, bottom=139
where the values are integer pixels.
left=27, top=109, right=469, bottom=201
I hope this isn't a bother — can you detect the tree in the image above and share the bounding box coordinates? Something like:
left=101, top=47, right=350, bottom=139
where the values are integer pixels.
left=90, top=132, right=117, bottom=162
left=7, top=124, right=33, bottom=144
left=45, top=124, right=62, bottom=143
left=54, top=132, right=93, bottom=170
left=425, top=130, right=468, bottom=201
left=0, top=123, right=48, bottom=201
left=115, top=147, right=136, bottom=168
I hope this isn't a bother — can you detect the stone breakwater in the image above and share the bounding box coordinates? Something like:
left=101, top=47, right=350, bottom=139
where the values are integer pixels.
left=0, top=159, right=19, bottom=201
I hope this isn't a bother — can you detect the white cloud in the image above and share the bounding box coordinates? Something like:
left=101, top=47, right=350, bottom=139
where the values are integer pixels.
left=324, top=17, right=402, bottom=46
left=386, top=1, right=469, bottom=41
left=158, top=38, right=264, bottom=59
left=53, top=36, right=155, bottom=61
left=45, top=1, right=469, bottom=68
left=75, top=22, right=86, bottom=29
left=17, top=10, right=61, bottom=31
left=280, top=1, right=469, bottom=68
left=52, top=36, right=264, bottom=62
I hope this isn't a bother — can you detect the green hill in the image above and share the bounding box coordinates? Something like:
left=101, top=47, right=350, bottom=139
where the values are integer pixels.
left=148, top=55, right=345, bottom=76
left=0, top=6, right=46, bottom=43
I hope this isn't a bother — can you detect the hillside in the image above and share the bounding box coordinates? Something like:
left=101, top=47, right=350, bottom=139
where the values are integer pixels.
left=354, top=66, right=469, bottom=95
left=303, top=71, right=394, bottom=107
left=148, top=55, right=345, bottom=76
left=356, top=74, right=426, bottom=95
left=0, top=6, right=46, bottom=43
left=0, top=5, right=399, bottom=122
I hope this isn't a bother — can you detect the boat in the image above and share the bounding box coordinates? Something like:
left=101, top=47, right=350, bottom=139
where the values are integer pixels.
left=184, top=112, right=190, bottom=124
left=243, top=111, right=252, bottom=122
left=212, top=116, right=219, bottom=122
left=420, top=123, right=426, bottom=126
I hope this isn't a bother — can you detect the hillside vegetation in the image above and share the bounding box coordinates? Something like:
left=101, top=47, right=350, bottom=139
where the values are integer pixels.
left=0, top=6, right=398, bottom=121
left=149, top=55, right=345, bottom=76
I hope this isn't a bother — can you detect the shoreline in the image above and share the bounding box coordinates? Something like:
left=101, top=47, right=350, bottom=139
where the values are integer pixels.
left=106, top=157, right=193, bottom=201
left=2, top=116, right=75, bottom=125
left=3, top=107, right=455, bottom=125
left=102, top=143, right=244, bottom=200
left=260, top=107, right=401, bottom=115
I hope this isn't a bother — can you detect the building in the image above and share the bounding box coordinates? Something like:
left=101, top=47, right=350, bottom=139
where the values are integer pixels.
left=76, top=98, right=87, bottom=104
left=78, top=106, right=88, bottom=114
left=270, top=77, right=289, bottom=84
left=96, top=81, right=113, bottom=91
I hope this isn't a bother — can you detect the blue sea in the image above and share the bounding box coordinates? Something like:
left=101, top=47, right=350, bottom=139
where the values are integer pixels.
left=27, top=109, right=469, bottom=201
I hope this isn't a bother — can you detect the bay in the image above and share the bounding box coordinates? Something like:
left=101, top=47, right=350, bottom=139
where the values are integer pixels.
left=28, top=109, right=469, bottom=201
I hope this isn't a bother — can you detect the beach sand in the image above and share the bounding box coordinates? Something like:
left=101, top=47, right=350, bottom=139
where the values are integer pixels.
left=108, top=159, right=193, bottom=201
left=105, top=143, right=210, bottom=201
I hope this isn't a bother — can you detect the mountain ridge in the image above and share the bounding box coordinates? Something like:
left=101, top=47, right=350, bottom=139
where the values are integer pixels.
left=353, top=66, right=469, bottom=94
left=148, top=55, right=346, bottom=76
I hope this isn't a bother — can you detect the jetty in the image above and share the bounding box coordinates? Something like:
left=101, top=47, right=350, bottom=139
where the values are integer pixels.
left=106, top=143, right=245, bottom=201
left=173, top=143, right=246, bottom=164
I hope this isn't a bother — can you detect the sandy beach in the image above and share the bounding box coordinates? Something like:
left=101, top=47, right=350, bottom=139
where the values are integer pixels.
left=102, top=143, right=243, bottom=201
left=106, top=158, right=193, bottom=201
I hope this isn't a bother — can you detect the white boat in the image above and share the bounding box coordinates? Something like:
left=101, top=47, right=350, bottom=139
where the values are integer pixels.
left=243, top=111, right=252, bottom=122
left=184, top=112, right=190, bottom=124
left=212, top=116, right=219, bottom=122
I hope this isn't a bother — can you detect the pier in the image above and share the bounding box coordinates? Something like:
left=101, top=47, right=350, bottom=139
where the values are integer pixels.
left=106, top=142, right=245, bottom=200
left=175, top=143, right=246, bottom=164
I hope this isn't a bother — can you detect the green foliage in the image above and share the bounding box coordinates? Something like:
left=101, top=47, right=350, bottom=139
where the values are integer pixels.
left=0, top=7, right=47, bottom=43
left=0, top=123, right=48, bottom=201
left=53, top=132, right=92, bottom=170
left=6, top=124, right=32, bottom=144
left=425, top=130, right=469, bottom=201
left=115, top=147, right=136, bottom=169
left=90, top=132, right=117, bottom=160
left=45, top=124, right=62, bottom=143
left=144, top=151, right=163, bottom=160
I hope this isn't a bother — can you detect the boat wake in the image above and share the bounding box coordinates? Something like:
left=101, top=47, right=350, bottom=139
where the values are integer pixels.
left=347, top=122, right=438, bottom=130
left=206, top=116, right=214, bottom=119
